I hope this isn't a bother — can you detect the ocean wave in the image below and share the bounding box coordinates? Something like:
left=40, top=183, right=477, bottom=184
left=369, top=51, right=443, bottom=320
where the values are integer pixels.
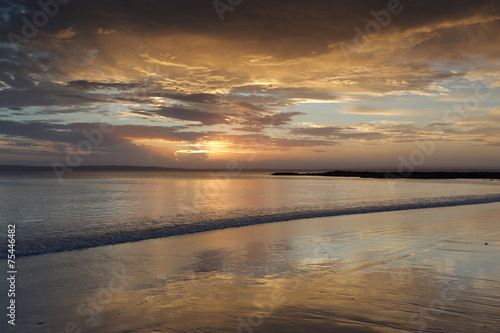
left=4, top=194, right=500, bottom=258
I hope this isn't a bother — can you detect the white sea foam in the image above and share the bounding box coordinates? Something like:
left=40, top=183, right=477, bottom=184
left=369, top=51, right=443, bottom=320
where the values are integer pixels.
left=5, top=193, right=500, bottom=257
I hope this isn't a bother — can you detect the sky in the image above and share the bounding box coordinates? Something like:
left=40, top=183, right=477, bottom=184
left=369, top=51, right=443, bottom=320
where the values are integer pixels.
left=0, top=0, right=499, bottom=170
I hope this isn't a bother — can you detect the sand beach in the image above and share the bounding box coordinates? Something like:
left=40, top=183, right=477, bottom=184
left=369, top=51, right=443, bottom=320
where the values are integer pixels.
left=3, top=202, right=500, bottom=333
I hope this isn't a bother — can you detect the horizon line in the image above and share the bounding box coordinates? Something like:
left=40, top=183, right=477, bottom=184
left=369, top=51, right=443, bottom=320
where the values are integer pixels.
left=0, top=165, right=499, bottom=173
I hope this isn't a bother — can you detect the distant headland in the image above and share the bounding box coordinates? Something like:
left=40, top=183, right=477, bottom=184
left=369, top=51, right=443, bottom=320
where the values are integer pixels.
left=272, top=171, right=500, bottom=179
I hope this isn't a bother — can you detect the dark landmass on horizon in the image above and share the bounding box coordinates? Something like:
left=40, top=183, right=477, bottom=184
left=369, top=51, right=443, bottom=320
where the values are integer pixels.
left=272, top=171, right=500, bottom=179
left=0, top=166, right=499, bottom=178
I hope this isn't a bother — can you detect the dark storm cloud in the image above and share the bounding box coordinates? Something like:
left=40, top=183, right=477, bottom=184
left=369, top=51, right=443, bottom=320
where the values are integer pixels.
left=0, top=87, right=113, bottom=108
left=2, top=0, right=496, bottom=55
left=109, top=92, right=223, bottom=108
left=56, top=94, right=102, bottom=102
left=132, top=106, right=305, bottom=127
left=234, top=102, right=266, bottom=112
left=0, top=119, right=219, bottom=145
left=67, top=80, right=142, bottom=90
left=0, top=0, right=496, bottom=100
left=106, top=124, right=223, bottom=142
left=133, top=106, right=229, bottom=125
left=0, top=49, right=48, bottom=89
left=0, top=119, right=87, bottom=144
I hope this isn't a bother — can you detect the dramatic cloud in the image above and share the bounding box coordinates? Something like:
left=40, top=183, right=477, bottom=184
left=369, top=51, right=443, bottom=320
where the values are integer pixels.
left=134, top=106, right=230, bottom=126
left=0, top=0, right=499, bottom=169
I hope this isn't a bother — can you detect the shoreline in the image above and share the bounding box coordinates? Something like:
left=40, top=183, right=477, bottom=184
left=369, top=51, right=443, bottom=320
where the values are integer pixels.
left=4, top=202, right=500, bottom=332
left=7, top=195, right=500, bottom=259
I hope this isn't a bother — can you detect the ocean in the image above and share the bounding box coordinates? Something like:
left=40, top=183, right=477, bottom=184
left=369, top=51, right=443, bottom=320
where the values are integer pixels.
left=1, top=170, right=500, bottom=258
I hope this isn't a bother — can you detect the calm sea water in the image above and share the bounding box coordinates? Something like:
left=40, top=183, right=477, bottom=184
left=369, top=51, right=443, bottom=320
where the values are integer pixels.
left=1, top=171, right=500, bottom=257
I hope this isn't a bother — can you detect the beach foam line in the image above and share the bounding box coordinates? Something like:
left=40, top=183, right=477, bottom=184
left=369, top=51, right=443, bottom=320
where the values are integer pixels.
left=7, top=193, right=500, bottom=258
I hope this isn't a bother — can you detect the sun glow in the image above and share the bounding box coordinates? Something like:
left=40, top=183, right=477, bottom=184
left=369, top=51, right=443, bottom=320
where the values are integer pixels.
left=177, top=141, right=231, bottom=154
left=129, top=138, right=250, bottom=156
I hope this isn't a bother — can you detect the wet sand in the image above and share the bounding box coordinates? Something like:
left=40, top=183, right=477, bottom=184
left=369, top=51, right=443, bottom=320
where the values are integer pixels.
left=3, top=203, right=500, bottom=332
